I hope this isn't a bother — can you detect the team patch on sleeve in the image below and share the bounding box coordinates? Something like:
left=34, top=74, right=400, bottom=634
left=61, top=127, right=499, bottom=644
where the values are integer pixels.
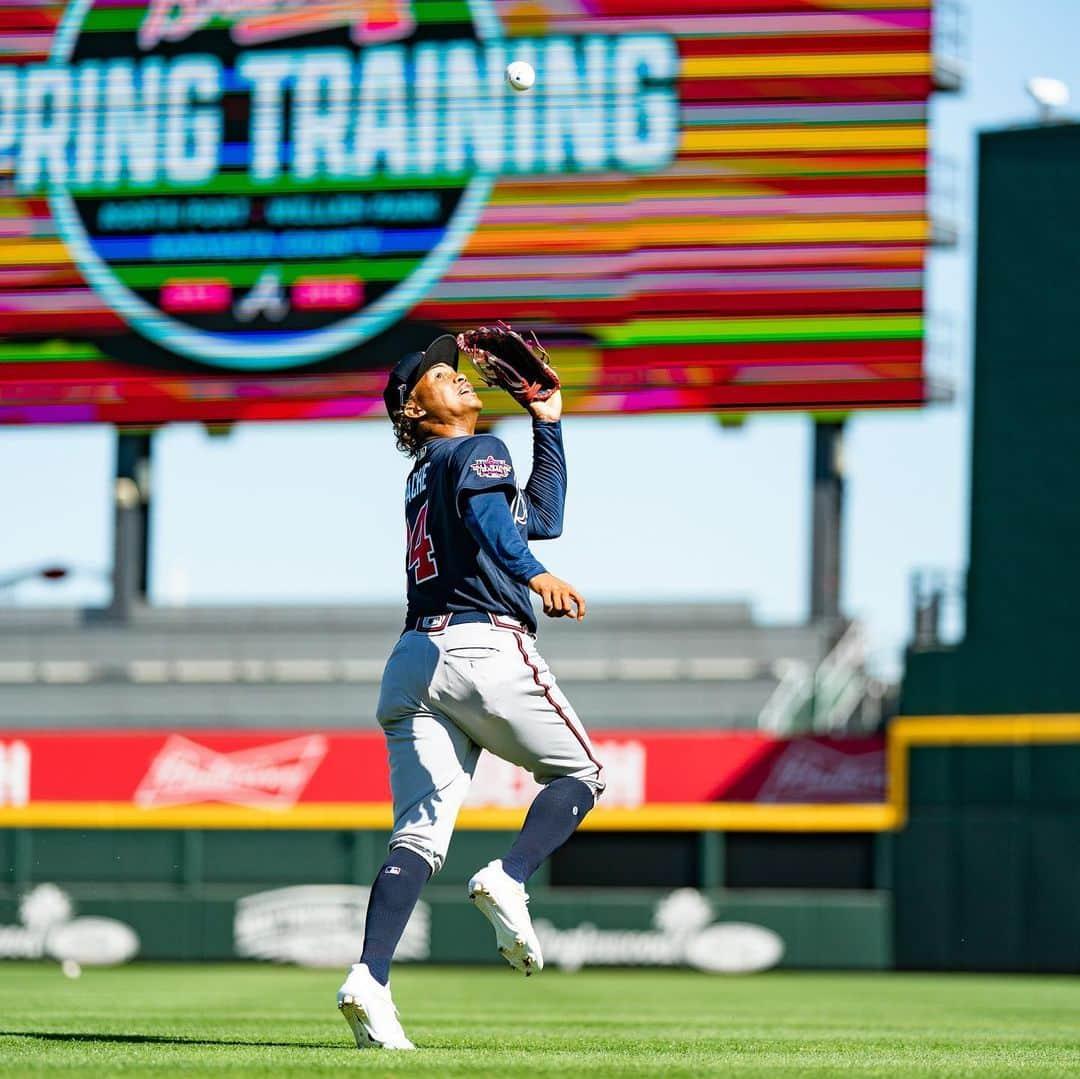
left=470, top=455, right=513, bottom=480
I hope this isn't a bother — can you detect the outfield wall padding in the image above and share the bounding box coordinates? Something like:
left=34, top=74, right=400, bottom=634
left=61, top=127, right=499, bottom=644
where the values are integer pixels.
left=0, top=884, right=892, bottom=970
left=892, top=742, right=1080, bottom=972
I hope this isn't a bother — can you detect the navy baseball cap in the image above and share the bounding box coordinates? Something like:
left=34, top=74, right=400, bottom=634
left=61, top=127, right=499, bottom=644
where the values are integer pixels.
left=383, top=334, right=459, bottom=418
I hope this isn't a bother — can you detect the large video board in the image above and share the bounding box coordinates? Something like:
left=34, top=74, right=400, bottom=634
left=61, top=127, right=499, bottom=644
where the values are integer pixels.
left=0, top=1, right=931, bottom=424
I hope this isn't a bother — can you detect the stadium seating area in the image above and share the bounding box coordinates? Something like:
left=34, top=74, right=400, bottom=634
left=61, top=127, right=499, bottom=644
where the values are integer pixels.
left=0, top=604, right=857, bottom=731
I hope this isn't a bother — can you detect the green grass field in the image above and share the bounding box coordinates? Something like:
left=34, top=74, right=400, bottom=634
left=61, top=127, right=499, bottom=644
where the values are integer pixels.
left=1, top=964, right=1077, bottom=1077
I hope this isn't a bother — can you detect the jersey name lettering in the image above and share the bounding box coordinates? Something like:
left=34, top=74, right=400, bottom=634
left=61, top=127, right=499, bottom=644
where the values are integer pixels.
left=405, top=462, right=430, bottom=503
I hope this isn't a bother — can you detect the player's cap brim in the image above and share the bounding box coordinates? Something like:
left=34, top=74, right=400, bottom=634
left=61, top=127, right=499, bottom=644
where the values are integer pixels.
left=413, top=334, right=459, bottom=386
left=384, top=334, right=460, bottom=418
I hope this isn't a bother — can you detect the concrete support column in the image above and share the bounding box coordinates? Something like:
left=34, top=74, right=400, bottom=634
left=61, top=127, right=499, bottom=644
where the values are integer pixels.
left=109, top=432, right=153, bottom=621
left=809, top=420, right=845, bottom=622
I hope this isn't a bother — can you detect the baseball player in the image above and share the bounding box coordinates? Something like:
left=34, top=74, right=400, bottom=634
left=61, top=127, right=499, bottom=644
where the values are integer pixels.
left=337, top=331, right=604, bottom=1050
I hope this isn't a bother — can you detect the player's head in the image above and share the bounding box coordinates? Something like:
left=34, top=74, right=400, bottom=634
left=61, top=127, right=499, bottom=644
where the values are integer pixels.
left=384, top=334, right=482, bottom=455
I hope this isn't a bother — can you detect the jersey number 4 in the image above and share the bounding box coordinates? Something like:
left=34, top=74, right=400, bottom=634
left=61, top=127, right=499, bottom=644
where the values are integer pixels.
left=407, top=501, right=439, bottom=583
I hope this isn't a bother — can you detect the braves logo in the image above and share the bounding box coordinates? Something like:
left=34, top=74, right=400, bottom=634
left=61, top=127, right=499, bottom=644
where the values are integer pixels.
left=470, top=456, right=512, bottom=480
left=139, top=0, right=415, bottom=50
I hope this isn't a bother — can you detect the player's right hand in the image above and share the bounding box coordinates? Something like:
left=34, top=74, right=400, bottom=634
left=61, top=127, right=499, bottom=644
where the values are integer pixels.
left=528, top=572, right=586, bottom=621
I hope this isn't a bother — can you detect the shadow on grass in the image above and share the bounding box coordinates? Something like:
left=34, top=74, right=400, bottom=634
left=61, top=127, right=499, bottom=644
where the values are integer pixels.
left=0, top=1030, right=344, bottom=1050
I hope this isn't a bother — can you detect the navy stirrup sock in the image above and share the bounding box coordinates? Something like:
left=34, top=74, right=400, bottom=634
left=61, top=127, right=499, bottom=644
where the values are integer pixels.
left=501, top=776, right=595, bottom=884
left=359, top=847, right=432, bottom=985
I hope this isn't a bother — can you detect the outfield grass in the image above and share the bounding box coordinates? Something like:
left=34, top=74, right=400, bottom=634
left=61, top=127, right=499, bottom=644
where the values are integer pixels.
left=1, top=963, right=1077, bottom=1077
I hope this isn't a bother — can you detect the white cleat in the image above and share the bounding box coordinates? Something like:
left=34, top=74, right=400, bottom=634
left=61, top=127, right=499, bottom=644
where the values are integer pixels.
left=336, top=963, right=415, bottom=1050
left=468, top=859, right=544, bottom=976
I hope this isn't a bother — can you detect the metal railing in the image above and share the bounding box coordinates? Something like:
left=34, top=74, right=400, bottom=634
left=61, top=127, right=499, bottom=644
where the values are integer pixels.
left=757, top=622, right=879, bottom=736
left=910, top=568, right=966, bottom=650
left=924, top=308, right=958, bottom=404
left=758, top=659, right=813, bottom=735
left=929, top=154, right=962, bottom=248
left=933, top=0, right=968, bottom=91
left=812, top=622, right=867, bottom=732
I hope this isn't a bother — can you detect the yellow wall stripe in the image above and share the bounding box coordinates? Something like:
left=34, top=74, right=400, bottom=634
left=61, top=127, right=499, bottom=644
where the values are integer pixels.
left=886, top=714, right=1080, bottom=828
left=0, top=800, right=899, bottom=832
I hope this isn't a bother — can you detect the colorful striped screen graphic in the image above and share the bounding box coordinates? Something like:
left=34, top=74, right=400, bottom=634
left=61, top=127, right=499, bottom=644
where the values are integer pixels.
left=0, top=1, right=931, bottom=425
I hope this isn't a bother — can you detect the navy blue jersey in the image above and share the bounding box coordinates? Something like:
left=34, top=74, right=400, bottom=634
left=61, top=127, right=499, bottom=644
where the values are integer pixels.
left=404, top=433, right=542, bottom=631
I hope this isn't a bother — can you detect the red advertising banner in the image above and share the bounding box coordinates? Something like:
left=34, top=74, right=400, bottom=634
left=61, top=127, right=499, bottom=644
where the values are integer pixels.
left=0, top=729, right=886, bottom=830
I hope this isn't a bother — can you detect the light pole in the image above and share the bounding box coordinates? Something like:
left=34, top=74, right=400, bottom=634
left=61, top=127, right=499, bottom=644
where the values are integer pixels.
left=0, top=565, right=69, bottom=597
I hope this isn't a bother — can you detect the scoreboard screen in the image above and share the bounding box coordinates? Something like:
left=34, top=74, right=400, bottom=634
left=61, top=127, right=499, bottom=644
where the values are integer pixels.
left=0, top=1, right=931, bottom=425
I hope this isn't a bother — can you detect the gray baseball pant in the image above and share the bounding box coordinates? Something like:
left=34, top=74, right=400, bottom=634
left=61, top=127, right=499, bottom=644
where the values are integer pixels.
left=375, top=616, right=605, bottom=874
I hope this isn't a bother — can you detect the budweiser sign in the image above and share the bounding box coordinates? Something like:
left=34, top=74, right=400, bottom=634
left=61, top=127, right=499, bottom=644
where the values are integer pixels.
left=756, top=741, right=885, bottom=804
left=134, top=734, right=328, bottom=810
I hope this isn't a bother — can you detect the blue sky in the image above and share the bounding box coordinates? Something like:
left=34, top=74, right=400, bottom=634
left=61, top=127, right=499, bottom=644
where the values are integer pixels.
left=2, top=0, right=1076, bottom=678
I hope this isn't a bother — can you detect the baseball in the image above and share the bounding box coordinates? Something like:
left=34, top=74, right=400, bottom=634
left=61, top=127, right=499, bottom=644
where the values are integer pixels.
left=506, top=61, right=535, bottom=92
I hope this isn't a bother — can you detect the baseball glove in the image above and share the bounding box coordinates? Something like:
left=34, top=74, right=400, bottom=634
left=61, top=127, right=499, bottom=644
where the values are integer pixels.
left=456, top=321, right=561, bottom=404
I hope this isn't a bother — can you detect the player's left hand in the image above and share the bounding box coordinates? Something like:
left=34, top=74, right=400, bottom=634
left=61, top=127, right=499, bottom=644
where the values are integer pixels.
left=527, top=389, right=562, bottom=423
left=529, top=571, right=585, bottom=620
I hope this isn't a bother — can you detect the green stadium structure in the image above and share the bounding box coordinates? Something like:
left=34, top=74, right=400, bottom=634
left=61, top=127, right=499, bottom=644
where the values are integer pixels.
left=899, top=124, right=1080, bottom=973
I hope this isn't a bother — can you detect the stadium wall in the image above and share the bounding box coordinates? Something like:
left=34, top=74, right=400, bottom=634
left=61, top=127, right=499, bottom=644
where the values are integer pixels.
left=903, top=125, right=1080, bottom=715
left=3, top=719, right=1078, bottom=971
left=889, top=718, right=1080, bottom=973
left=0, top=827, right=892, bottom=970
left=895, top=127, right=1080, bottom=973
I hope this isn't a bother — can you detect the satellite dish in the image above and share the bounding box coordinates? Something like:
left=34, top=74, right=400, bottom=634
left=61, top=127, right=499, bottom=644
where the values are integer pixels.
left=1025, top=77, right=1070, bottom=122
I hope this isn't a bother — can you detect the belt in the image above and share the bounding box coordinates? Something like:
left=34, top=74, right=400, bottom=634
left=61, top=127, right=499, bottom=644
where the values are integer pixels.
left=408, top=611, right=532, bottom=635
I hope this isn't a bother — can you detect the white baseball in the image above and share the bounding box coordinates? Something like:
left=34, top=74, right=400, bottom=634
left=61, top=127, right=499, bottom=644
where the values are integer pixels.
left=506, top=61, right=535, bottom=92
